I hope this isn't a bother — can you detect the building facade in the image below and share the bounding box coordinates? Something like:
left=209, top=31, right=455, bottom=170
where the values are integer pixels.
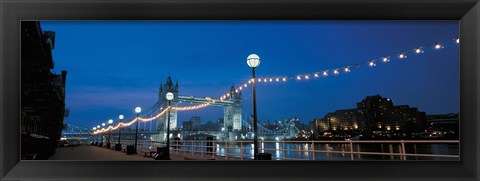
left=312, top=95, right=427, bottom=137
left=21, top=21, right=67, bottom=159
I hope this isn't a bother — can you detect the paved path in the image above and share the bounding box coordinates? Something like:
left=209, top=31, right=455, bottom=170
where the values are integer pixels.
left=49, top=145, right=187, bottom=160
left=49, top=145, right=246, bottom=160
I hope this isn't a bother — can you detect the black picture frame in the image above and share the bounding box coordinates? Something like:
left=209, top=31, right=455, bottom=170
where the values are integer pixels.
left=1, top=0, right=479, bottom=180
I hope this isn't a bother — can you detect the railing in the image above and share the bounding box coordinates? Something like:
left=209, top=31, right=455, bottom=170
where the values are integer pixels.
left=109, top=139, right=459, bottom=160
left=170, top=139, right=459, bottom=160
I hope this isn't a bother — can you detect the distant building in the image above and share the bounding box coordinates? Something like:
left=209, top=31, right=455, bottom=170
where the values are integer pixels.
left=426, top=113, right=459, bottom=139
left=313, top=95, right=427, bottom=136
left=357, top=95, right=426, bottom=135
left=21, top=21, right=67, bottom=159
left=190, top=116, right=201, bottom=130
left=182, top=121, right=193, bottom=131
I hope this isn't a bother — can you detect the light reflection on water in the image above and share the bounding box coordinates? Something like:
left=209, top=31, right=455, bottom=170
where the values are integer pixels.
left=135, top=140, right=459, bottom=160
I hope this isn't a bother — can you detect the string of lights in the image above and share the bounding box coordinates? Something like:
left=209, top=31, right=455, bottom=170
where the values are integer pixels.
left=218, top=37, right=459, bottom=100
left=137, top=107, right=170, bottom=122
left=92, top=102, right=217, bottom=134
left=92, top=36, right=459, bottom=135
left=172, top=102, right=212, bottom=111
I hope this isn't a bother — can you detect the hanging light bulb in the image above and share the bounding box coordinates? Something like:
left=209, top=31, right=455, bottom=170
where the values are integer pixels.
left=282, top=77, right=287, bottom=81
left=382, top=57, right=390, bottom=62
left=248, top=80, right=251, bottom=84
left=269, top=78, right=273, bottom=82
left=435, top=43, right=442, bottom=49
left=244, top=84, right=247, bottom=88
left=399, top=53, right=406, bottom=59
left=369, top=61, right=376, bottom=67
left=456, top=37, right=460, bottom=44
left=415, top=48, right=423, bottom=54
left=258, top=78, right=261, bottom=82
left=305, top=75, right=309, bottom=79
left=297, top=75, right=301, bottom=80
left=263, top=78, right=267, bottom=82
left=344, top=67, right=350, bottom=73
left=323, top=70, right=328, bottom=76
left=333, top=69, right=339, bottom=75
left=275, top=78, right=279, bottom=82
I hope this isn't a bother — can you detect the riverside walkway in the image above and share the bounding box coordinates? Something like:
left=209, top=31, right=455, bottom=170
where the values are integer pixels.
left=48, top=145, right=237, bottom=160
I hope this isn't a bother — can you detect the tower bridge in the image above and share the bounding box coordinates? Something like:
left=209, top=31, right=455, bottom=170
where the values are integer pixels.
left=142, top=75, right=300, bottom=141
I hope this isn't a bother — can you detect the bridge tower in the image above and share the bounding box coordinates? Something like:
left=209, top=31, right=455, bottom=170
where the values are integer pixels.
left=158, top=75, right=179, bottom=132
left=224, top=85, right=242, bottom=140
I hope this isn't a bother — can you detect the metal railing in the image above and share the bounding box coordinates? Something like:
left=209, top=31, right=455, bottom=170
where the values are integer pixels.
left=125, top=139, right=459, bottom=160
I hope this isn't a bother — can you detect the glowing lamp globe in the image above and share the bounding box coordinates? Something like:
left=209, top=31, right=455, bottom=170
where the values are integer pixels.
left=246, top=54, right=261, bottom=68
left=97, top=125, right=100, bottom=128
left=166, top=92, right=174, bottom=101
left=102, top=123, right=106, bottom=127
left=135, top=107, right=142, bottom=113
left=108, top=119, right=113, bottom=124
left=119, top=114, right=124, bottom=120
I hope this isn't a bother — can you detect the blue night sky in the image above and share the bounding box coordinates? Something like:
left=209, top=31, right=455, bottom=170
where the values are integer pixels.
left=40, top=21, right=459, bottom=129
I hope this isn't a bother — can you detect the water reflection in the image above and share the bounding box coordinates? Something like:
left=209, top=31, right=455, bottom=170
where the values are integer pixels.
left=136, top=140, right=458, bottom=161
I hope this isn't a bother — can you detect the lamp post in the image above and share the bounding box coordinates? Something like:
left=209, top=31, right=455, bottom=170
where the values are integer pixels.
left=96, top=125, right=100, bottom=145
left=107, top=119, right=113, bottom=149
left=118, top=115, right=124, bottom=145
left=134, top=107, right=142, bottom=153
left=165, top=92, right=174, bottom=159
left=92, top=127, right=97, bottom=145
left=101, top=122, right=106, bottom=146
left=247, top=54, right=260, bottom=160
left=116, top=114, right=124, bottom=151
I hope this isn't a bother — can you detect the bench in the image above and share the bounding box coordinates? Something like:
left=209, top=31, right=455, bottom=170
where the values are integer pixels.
left=141, top=150, right=156, bottom=157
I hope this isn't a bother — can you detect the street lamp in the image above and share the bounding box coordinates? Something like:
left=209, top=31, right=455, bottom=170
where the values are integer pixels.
left=97, top=125, right=101, bottom=146
left=101, top=122, right=106, bottom=145
left=107, top=119, right=113, bottom=149
left=134, top=107, right=142, bottom=153
left=247, top=54, right=260, bottom=160
left=116, top=114, right=124, bottom=151
left=92, top=127, right=97, bottom=145
left=165, top=92, right=174, bottom=159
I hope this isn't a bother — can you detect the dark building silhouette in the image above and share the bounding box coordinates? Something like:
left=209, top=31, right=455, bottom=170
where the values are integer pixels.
left=311, top=95, right=427, bottom=137
left=426, top=113, right=459, bottom=139
left=21, top=21, right=67, bottom=159
left=357, top=95, right=427, bottom=135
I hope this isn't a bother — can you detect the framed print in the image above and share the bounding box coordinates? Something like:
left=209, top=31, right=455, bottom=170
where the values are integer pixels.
left=1, top=0, right=479, bottom=180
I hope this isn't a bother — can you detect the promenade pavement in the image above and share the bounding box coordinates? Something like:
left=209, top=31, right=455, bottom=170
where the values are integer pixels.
left=49, top=145, right=188, bottom=160
left=48, top=145, right=242, bottom=160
